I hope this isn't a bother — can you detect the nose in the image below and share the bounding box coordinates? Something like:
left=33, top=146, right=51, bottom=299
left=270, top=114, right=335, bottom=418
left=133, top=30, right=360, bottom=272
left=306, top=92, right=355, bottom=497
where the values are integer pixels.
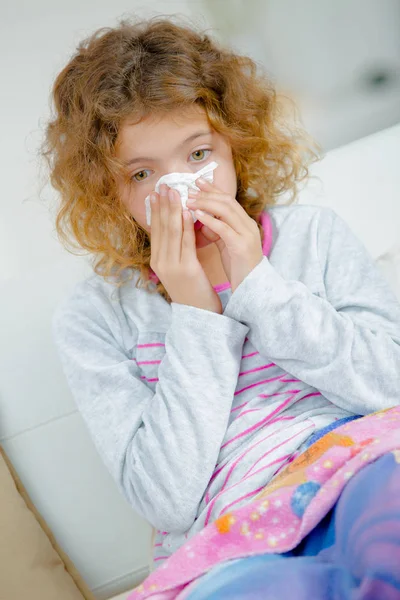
left=163, top=163, right=193, bottom=176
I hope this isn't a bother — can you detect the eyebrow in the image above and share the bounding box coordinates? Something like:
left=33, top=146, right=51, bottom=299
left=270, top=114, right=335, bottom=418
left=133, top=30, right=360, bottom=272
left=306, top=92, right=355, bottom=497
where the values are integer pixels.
left=123, top=130, right=212, bottom=167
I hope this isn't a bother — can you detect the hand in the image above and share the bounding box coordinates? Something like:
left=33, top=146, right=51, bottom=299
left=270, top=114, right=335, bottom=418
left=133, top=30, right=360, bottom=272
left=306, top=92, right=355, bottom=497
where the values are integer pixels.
left=149, top=183, right=223, bottom=314
left=186, top=178, right=264, bottom=293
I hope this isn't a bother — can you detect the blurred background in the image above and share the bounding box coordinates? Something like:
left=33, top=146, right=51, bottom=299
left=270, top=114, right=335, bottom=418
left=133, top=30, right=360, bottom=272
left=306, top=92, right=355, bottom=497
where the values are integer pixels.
left=1, top=1, right=400, bottom=598
left=205, top=0, right=400, bottom=149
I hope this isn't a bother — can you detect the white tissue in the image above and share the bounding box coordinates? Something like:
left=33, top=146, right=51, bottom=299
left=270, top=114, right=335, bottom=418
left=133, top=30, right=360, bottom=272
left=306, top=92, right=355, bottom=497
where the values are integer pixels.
left=145, top=161, right=219, bottom=226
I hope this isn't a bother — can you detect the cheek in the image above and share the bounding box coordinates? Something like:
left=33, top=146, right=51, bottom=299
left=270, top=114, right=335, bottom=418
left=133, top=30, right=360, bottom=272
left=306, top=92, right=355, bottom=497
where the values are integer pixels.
left=214, top=163, right=237, bottom=197
left=122, top=189, right=150, bottom=230
left=229, top=166, right=238, bottom=197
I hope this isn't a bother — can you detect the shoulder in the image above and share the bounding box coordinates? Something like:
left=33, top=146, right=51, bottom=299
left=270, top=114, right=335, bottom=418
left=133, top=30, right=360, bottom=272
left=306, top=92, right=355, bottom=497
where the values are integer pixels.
left=54, top=273, right=112, bottom=322
left=266, top=202, right=336, bottom=233
left=266, top=202, right=338, bottom=259
left=52, top=268, right=142, bottom=342
left=263, top=203, right=349, bottom=287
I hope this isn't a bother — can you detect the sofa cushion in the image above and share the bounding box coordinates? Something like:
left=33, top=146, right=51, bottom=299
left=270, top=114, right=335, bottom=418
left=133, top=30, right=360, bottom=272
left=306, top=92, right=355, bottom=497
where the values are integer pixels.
left=0, top=445, right=96, bottom=600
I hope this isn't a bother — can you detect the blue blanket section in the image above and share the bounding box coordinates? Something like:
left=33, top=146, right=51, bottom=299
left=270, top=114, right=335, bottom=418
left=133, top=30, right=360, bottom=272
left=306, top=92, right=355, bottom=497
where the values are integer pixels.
left=184, top=451, right=400, bottom=599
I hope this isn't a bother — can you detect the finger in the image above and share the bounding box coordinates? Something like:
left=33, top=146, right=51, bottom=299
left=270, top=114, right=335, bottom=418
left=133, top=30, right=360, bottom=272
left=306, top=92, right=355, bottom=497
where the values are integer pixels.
left=194, top=209, right=237, bottom=247
left=195, top=177, right=222, bottom=194
left=166, top=187, right=184, bottom=264
left=158, top=183, right=170, bottom=265
left=159, top=183, right=170, bottom=237
left=192, top=181, right=248, bottom=227
left=149, top=191, right=160, bottom=263
left=189, top=187, right=244, bottom=219
left=181, top=209, right=197, bottom=262
left=200, top=224, right=220, bottom=243
left=187, top=193, right=245, bottom=234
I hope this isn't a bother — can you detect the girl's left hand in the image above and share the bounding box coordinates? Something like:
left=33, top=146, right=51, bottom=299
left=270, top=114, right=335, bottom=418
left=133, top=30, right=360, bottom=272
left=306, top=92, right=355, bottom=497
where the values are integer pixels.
left=186, top=177, right=264, bottom=293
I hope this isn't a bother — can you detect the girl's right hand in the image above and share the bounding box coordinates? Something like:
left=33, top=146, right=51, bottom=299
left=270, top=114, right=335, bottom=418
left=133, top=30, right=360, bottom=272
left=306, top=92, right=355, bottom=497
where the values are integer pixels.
left=149, top=183, right=223, bottom=314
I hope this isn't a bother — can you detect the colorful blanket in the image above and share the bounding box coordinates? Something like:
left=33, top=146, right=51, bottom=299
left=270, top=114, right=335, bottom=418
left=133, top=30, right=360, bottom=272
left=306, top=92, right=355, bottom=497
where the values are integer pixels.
left=129, top=406, right=400, bottom=599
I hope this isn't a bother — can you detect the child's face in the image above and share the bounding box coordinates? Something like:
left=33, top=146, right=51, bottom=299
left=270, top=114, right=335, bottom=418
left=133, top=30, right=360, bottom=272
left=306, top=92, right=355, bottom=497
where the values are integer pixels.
left=116, top=105, right=237, bottom=248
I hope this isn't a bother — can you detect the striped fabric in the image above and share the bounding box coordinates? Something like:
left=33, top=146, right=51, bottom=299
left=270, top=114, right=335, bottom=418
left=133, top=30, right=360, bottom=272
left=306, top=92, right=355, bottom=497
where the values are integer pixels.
left=147, top=212, right=351, bottom=564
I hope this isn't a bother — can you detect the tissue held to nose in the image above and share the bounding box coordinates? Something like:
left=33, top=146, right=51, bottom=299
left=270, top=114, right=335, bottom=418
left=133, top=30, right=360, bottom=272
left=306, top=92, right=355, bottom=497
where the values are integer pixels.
left=145, top=161, right=218, bottom=227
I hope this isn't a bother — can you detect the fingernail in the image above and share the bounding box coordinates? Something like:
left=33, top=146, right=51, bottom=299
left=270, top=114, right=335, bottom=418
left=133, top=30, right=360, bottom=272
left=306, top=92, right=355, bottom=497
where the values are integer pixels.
left=160, top=183, right=168, bottom=195
left=196, top=177, right=206, bottom=185
left=188, top=188, right=199, bottom=195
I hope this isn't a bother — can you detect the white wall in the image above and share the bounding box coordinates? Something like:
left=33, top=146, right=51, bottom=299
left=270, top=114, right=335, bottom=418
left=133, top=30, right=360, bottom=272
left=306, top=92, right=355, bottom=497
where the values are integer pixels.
left=1, top=1, right=400, bottom=598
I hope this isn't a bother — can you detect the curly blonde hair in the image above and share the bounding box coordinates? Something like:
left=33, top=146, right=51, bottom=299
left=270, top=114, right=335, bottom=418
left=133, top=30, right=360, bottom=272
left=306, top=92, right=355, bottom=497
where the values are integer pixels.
left=40, top=15, right=319, bottom=303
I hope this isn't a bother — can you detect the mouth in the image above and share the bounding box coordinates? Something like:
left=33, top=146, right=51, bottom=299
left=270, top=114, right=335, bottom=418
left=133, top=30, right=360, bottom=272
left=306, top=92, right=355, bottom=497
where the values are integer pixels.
left=194, top=219, right=204, bottom=231
left=194, top=223, right=213, bottom=248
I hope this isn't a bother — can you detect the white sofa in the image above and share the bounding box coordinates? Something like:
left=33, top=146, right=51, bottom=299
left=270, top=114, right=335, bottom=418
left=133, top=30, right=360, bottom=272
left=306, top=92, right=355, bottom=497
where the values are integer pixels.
left=1, top=123, right=399, bottom=600
left=297, top=122, right=400, bottom=296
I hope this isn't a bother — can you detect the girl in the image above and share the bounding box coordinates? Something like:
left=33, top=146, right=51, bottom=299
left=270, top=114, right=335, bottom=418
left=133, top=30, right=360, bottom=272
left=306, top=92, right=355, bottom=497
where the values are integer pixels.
left=43, top=15, right=400, bottom=577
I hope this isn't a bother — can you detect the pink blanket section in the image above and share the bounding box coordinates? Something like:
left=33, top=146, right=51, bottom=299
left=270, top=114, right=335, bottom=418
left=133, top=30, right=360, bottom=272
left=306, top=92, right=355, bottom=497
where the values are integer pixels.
left=129, top=406, right=400, bottom=599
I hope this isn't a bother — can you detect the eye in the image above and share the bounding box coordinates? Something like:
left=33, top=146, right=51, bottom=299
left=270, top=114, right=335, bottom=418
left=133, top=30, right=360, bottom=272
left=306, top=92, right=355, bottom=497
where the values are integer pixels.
left=190, top=148, right=211, bottom=162
left=131, top=169, right=152, bottom=182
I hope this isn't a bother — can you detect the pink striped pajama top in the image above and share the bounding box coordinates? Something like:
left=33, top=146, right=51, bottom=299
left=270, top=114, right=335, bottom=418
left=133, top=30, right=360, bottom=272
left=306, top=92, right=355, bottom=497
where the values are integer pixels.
left=52, top=204, right=400, bottom=565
